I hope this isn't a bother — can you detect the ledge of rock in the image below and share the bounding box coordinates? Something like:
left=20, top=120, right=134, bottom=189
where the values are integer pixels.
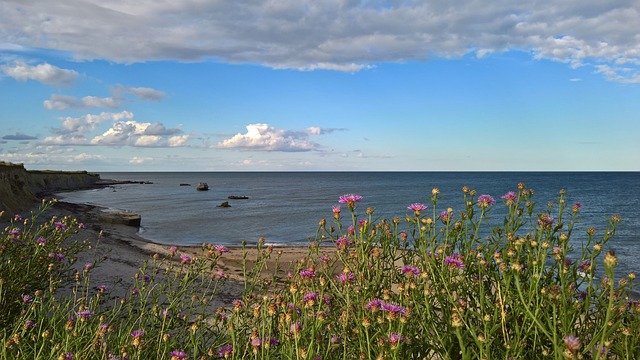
left=98, top=210, right=142, bottom=227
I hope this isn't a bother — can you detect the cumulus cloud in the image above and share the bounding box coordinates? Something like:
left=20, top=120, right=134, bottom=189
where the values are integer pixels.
left=1, top=1, right=639, bottom=81
left=2, top=132, right=38, bottom=140
left=91, top=120, right=186, bottom=147
left=306, top=127, right=346, bottom=135
left=52, top=111, right=134, bottom=136
left=1, top=61, right=78, bottom=86
left=218, top=123, right=323, bottom=152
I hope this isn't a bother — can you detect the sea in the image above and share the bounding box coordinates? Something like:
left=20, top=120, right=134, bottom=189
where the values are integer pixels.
left=56, top=172, right=640, bottom=277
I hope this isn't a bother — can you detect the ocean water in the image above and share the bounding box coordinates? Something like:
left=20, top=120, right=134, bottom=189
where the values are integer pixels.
left=57, top=172, right=640, bottom=276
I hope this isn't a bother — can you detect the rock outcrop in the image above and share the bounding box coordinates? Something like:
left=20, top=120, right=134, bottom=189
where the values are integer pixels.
left=0, top=161, right=100, bottom=215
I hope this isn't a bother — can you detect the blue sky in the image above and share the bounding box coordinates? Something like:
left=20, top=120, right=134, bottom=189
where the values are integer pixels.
left=1, top=1, right=639, bottom=171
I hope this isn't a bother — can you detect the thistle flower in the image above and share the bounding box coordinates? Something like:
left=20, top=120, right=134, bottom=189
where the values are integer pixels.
left=299, top=269, right=316, bottom=278
left=407, top=203, right=427, bottom=216
left=444, top=253, right=465, bottom=269
left=335, top=237, right=353, bottom=250
left=336, top=272, right=356, bottom=284
left=22, top=294, right=33, bottom=303
left=24, top=320, right=36, bottom=330
left=338, top=194, right=362, bottom=210
left=130, top=329, right=144, bottom=347
left=169, top=350, right=188, bottom=359
left=366, top=299, right=384, bottom=311
left=214, top=245, right=229, bottom=254
left=54, top=222, right=66, bottom=230
left=477, top=194, right=496, bottom=208
left=77, top=310, right=94, bottom=321
left=218, top=345, right=233, bottom=358
left=439, top=210, right=453, bottom=224
left=387, top=333, right=406, bottom=349
left=501, top=191, right=517, bottom=206
left=169, top=246, right=177, bottom=257
left=290, top=321, right=302, bottom=336
left=401, top=265, right=421, bottom=276
left=563, top=335, right=581, bottom=352
left=37, top=237, right=46, bottom=245
left=179, top=254, right=192, bottom=264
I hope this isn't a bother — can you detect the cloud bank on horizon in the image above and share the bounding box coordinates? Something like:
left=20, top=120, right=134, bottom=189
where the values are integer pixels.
left=0, top=0, right=639, bottom=171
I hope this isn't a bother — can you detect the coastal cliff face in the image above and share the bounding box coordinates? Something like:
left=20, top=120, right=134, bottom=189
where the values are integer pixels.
left=0, top=162, right=100, bottom=215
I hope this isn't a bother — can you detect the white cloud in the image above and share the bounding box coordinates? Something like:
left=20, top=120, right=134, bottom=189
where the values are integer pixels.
left=91, top=120, right=184, bottom=147
left=129, top=156, right=153, bottom=164
left=54, top=111, right=134, bottom=135
left=217, top=123, right=320, bottom=152
left=43, top=86, right=165, bottom=110
left=1, top=61, right=78, bottom=86
left=306, top=127, right=346, bottom=135
left=1, top=1, right=639, bottom=80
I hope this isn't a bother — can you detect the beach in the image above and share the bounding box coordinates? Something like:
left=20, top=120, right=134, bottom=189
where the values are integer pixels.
left=43, top=200, right=318, bottom=306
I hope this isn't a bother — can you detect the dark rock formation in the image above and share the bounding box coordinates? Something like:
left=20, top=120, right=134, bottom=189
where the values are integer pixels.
left=217, top=201, right=231, bottom=208
left=196, top=182, right=209, bottom=191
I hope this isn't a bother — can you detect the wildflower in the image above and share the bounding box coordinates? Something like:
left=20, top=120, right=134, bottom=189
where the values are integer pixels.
left=84, top=263, right=92, bottom=272
left=130, top=329, right=144, bottom=347
left=572, top=202, right=582, bottom=213
left=37, top=237, right=47, bottom=245
left=401, top=265, right=421, bottom=276
left=54, top=222, right=66, bottom=230
left=24, top=320, right=36, bottom=330
left=477, top=194, right=496, bottom=208
left=387, top=333, right=406, bottom=349
left=304, top=292, right=318, bottom=307
left=77, top=310, right=94, bottom=321
left=366, top=299, right=384, bottom=311
left=439, top=210, right=453, bottom=224
left=537, top=214, right=554, bottom=227
left=432, top=188, right=440, bottom=196
left=563, top=335, right=581, bottom=352
left=501, top=191, right=517, bottom=206
left=332, top=206, right=341, bottom=219
left=407, top=203, right=427, bottom=216
left=338, top=194, right=362, bottom=210
left=14, top=214, right=22, bottom=221
left=337, top=272, right=356, bottom=284
left=232, top=299, right=244, bottom=312
left=299, top=269, right=316, bottom=278
left=49, top=253, right=65, bottom=261
left=218, top=344, right=233, bottom=358
left=214, top=245, right=229, bottom=254
left=335, top=237, right=353, bottom=250
left=22, top=294, right=33, bottom=303
left=169, top=350, right=188, bottom=360
left=169, top=246, right=177, bottom=256
left=179, top=254, right=192, bottom=264
left=330, top=335, right=342, bottom=344
left=444, top=253, right=465, bottom=269
left=381, top=302, right=407, bottom=316
left=78, top=223, right=85, bottom=229
left=290, top=321, right=302, bottom=336
left=604, top=250, right=618, bottom=270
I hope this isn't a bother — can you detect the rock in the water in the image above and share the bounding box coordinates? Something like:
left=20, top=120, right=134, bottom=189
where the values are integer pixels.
left=196, top=182, right=209, bottom=191
left=99, top=211, right=142, bottom=227
left=228, top=195, right=249, bottom=199
left=217, top=201, right=231, bottom=208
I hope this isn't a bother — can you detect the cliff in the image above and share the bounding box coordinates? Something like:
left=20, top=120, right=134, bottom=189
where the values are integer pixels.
left=0, top=162, right=100, bottom=215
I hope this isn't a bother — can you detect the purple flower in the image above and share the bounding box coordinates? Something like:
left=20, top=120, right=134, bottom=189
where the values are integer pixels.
left=304, top=292, right=318, bottom=303
left=335, top=237, right=353, bottom=250
left=563, top=335, right=581, bottom=352
left=251, top=337, right=262, bottom=348
left=22, top=294, right=33, bottom=303
left=180, top=254, right=192, bottom=264
left=336, top=272, right=356, bottom=284
left=214, top=245, right=229, bottom=253
left=439, top=210, right=453, bottom=223
left=54, top=222, right=66, bottom=230
left=142, top=274, right=151, bottom=283
left=387, top=332, right=406, bottom=347
left=14, top=214, right=23, bottom=221
left=401, top=265, right=421, bottom=276
left=444, top=253, right=465, bottom=269
left=130, top=329, right=144, bottom=338
left=84, top=263, right=92, bottom=272
left=169, top=350, right=188, bottom=359
left=366, top=299, right=385, bottom=310
left=330, top=335, right=342, bottom=344
left=77, top=310, right=94, bottom=321
left=407, top=203, right=427, bottom=215
left=64, top=353, right=73, bottom=360
left=299, top=269, right=316, bottom=278
left=380, top=302, right=407, bottom=315
left=218, top=344, right=233, bottom=358
left=169, top=246, right=177, bottom=256
left=338, top=194, right=362, bottom=210
left=290, top=321, right=302, bottom=335
left=37, top=237, right=46, bottom=245
left=477, top=194, right=496, bottom=208
left=501, top=191, right=517, bottom=205
left=48, top=252, right=65, bottom=261
left=24, top=320, right=36, bottom=330
left=332, top=206, right=341, bottom=214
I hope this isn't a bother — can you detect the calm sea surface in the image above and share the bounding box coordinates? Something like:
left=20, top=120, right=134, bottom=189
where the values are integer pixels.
left=57, top=172, right=640, bottom=276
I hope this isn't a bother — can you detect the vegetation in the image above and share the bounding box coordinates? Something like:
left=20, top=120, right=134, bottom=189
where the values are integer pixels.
left=1, top=184, right=639, bottom=359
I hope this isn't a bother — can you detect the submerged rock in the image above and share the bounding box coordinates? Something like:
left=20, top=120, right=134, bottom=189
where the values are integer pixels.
left=196, top=182, right=209, bottom=191
left=217, top=201, right=231, bottom=208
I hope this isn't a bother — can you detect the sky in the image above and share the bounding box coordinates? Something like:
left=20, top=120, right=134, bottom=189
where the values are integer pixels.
left=0, top=1, right=639, bottom=172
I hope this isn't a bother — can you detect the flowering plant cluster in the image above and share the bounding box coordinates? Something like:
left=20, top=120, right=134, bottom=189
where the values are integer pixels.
left=2, top=185, right=639, bottom=359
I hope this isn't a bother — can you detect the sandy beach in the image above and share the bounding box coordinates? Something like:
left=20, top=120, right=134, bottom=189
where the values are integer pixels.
left=43, top=200, right=318, bottom=306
